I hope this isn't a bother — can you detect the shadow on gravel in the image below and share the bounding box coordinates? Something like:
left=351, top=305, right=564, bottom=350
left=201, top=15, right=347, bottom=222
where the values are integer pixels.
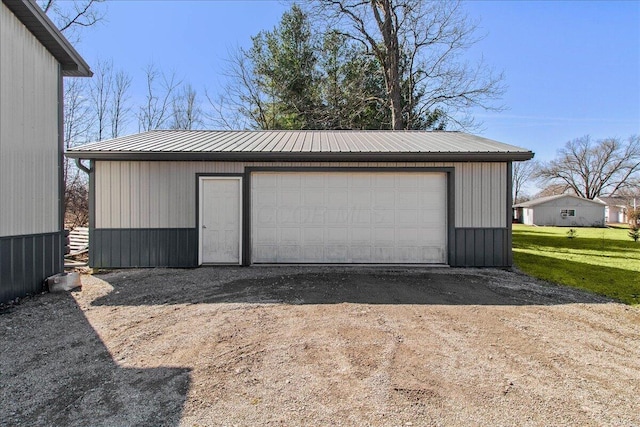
left=0, top=293, right=191, bottom=427
left=90, top=267, right=611, bottom=307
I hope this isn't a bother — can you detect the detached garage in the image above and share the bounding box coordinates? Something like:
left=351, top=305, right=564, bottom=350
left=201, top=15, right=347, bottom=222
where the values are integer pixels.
left=513, top=194, right=606, bottom=227
left=66, top=130, right=533, bottom=268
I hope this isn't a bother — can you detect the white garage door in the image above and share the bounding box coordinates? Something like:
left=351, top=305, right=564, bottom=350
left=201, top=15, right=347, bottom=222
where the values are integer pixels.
left=251, top=172, right=447, bottom=264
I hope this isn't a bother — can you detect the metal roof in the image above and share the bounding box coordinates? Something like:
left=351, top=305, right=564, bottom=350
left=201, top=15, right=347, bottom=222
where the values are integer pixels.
left=66, top=130, right=534, bottom=162
left=2, top=0, right=92, bottom=77
left=513, top=194, right=606, bottom=208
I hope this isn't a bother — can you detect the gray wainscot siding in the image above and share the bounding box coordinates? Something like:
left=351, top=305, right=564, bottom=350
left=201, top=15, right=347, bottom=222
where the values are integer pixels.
left=0, top=232, right=63, bottom=301
left=90, top=228, right=197, bottom=268
left=451, top=228, right=511, bottom=267
left=89, top=160, right=513, bottom=268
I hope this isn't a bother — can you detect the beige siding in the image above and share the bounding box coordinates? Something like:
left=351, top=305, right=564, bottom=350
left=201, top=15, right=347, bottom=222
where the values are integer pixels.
left=94, top=161, right=508, bottom=229
left=0, top=3, right=60, bottom=237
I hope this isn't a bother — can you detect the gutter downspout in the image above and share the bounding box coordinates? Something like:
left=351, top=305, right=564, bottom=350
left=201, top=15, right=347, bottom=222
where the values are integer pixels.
left=75, top=158, right=92, bottom=174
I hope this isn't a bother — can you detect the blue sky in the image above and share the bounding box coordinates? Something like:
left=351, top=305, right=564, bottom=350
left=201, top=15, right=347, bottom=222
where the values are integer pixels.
left=74, top=0, right=639, bottom=163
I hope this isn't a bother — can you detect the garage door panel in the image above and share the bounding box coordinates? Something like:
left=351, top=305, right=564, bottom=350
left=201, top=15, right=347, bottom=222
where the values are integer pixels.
left=326, top=245, right=348, bottom=261
left=395, top=175, right=420, bottom=188
left=373, top=210, right=394, bottom=225
left=279, top=190, right=301, bottom=206
left=332, top=190, right=349, bottom=204
left=374, top=175, right=395, bottom=188
left=303, top=228, right=324, bottom=244
left=350, top=246, right=372, bottom=262
left=397, top=190, right=419, bottom=207
left=279, top=245, right=302, bottom=262
left=303, top=174, right=325, bottom=187
left=327, top=227, right=348, bottom=244
left=279, top=174, right=301, bottom=188
left=304, top=191, right=325, bottom=206
left=251, top=172, right=447, bottom=263
left=255, top=192, right=276, bottom=207
left=327, top=175, right=345, bottom=187
left=395, top=247, right=421, bottom=263
left=372, top=247, right=394, bottom=263
left=255, top=174, right=277, bottom=188
left=374, top=191, right=395, bottom=207
left=350, top=191, right=372, bottom=207
left=280, top=227, right=301, bottom=244
left=255, top=227, right=277, bottom=244
left=304, top=246, right=324, bottom=260
left=278, top=208, right=300, bottom=224
left=351, top=209, right=371, bottom=225
left=351, top=174, right=372, bottom=188
left=351, top=227, right=371, bottom=244
left=327, top=209, right=349, bottom=225
left=397, top=210, right=419, bottom=224
left=396, top=228, right=419, bottom=244
left=373, top=228, right=395, bottom=244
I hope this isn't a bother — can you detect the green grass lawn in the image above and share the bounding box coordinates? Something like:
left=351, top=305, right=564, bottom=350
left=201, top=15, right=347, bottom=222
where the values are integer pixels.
left=512, top=224, right=640, bottom=305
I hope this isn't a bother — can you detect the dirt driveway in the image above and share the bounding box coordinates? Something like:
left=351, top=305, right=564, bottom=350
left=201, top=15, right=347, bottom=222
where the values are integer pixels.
left=1, top=267, right=639, bottom=426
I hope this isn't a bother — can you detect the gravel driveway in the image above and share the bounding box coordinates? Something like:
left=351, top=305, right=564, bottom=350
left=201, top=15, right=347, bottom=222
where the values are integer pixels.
left=1, top=266, right=639, bottom=426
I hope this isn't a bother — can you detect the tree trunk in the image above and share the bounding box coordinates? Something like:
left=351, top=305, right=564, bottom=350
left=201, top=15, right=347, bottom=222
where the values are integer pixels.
left=371, top=0, right=404, bottom=130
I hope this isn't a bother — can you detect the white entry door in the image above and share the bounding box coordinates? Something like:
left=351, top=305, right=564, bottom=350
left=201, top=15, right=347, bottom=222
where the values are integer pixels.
left=199, top=177, right=242, bottom=264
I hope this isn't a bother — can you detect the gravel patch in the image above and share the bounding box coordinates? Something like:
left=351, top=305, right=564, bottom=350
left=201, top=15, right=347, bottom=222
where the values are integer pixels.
left=1, top=266, right=638, bottom=426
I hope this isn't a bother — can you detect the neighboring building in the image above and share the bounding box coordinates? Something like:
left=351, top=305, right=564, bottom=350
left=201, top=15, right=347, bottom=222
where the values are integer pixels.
left=513, top=194, right=605, bottom=227
left=595, top=196, right=631, bottom=224
left=67, top=130, right=533, bottom=268
left=1, top=0, right=91, bottom=302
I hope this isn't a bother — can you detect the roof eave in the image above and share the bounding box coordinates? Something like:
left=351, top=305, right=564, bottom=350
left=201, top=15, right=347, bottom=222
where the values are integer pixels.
left=3, top=0, right=92, bottom=77
left=65, top=150, right=535, bottom=162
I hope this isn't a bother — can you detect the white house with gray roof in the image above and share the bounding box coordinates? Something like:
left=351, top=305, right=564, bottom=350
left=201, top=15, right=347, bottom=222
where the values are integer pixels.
left=513, top=194, right=605, bottom=227
left=1, top=0, right=91, bottom=302
left=66, top=130, right=533, bottom=268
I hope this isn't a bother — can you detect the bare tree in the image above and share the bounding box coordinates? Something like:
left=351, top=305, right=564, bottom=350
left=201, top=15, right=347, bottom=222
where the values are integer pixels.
left=512, top=160, right=539, bottom=204
left=88, top=59, right=113, bottom=141
left=534, top=183, right=572, bottom=199
left=62, top=78, right=93, bottom=227
left=38, top=0, right=105, bottom=41
left=138, top=64, right=182, bottom=131
left=537, top=135, right=640, bottom=199
left=313, top=0, right=505, bottom=130
left=208, top=47, right=278, bottom=130
left=63, top=78, right=93, bottom=149
left=171, top=84, right=202, bottom=130
left=110, top=69, right=133, bottom=138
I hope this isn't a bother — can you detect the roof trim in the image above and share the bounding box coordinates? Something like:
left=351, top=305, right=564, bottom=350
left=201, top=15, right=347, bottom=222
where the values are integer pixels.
left=514, top=194, right=606, bottom=208
left=2, top=0, right=92, bottom=77
left=65, top=150, right=534, bottom=162
left=65, top=130, right=535, bottom=162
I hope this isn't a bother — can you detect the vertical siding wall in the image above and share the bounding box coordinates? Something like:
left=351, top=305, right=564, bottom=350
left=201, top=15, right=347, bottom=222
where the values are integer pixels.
left=0, top=4, right=63, bottom=301
left=92, top=161, right=510, bottom=268
left=532, top=203, right=605, bottom=227
left=0, top=3, right=60, bottom=237
left=94, top=161, right=507, bottom=229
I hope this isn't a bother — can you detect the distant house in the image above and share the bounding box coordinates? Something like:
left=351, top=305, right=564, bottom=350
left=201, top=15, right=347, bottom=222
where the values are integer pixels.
left=595, top=196, right=631, bottom=224
left=513, top=194, right=605, bottom=227
left=0, top=0, right=91, bottom=302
